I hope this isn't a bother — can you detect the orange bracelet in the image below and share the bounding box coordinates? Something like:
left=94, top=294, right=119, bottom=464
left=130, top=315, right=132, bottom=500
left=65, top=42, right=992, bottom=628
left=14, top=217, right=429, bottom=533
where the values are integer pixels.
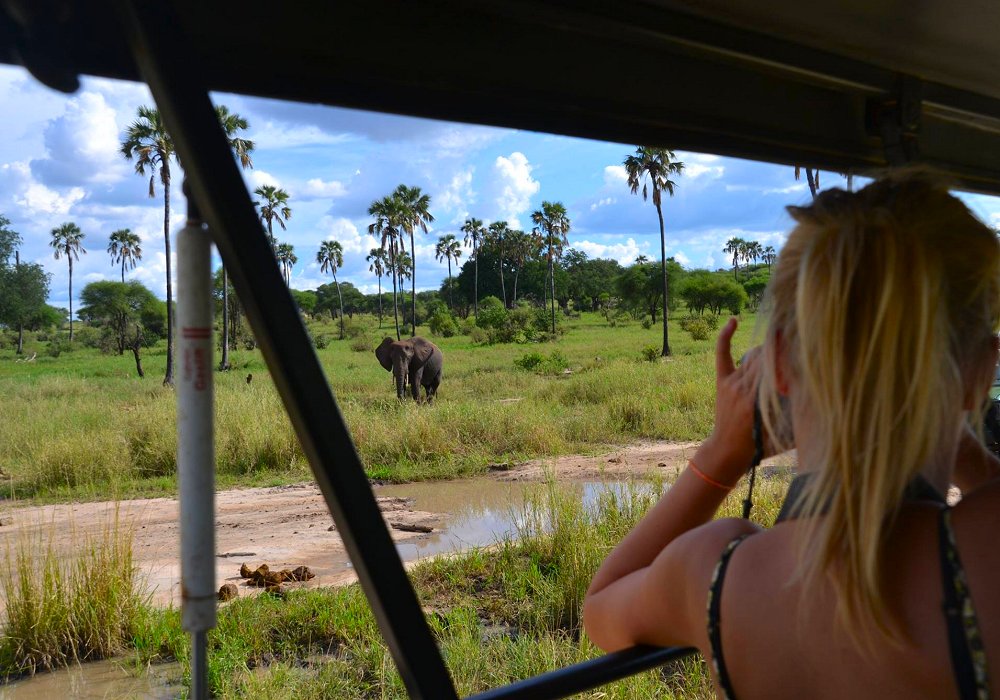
left=687, top=459, right=735, bottom=491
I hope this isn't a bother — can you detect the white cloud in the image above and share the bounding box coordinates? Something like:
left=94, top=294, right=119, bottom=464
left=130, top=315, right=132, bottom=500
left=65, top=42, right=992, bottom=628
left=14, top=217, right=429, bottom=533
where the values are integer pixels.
left=573, top=237, right=648, bottom=265
left=671, top=250, right=691, bottom=266
left=301, top=177, right=347, bottom=199
left=3, top=160, right=86, bottom=216
left=603, top=165, right=628, bottom=187
left=319, top=216, right=365, bottom=254
left=487, top=152, right=540, bottom=228
left=435, top=168, right=474, bottom=223
left=249, top=170, right=281, bottom=189
left=250, top=120, right=355, bottom=149
left=590, top=197, right=616, bottom=211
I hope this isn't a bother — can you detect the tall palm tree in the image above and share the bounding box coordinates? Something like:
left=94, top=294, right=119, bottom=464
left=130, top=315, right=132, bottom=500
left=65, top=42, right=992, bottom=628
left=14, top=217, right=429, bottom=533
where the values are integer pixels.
left=794, top=166, right=820, bottom=199
left=50, top=222, right=86, bottom=341
left=762, top=245, right=777, bottom=270
left=531, top=201, right=571, bottom=334
left=254, top=185, right=292, bottom=249
left=107, top=228, right=141, bottom=283
left=724, top=237, right=745, bottom=280
left=394, top=184, right=434, bottom=335
left=121, top=105, right=177, bottom=384
left=317, top=240, right=345, bottom=340
left=624, top=146, right=685, bottom=357
left=275, top=242, right=297, bottom=286
left=506, top=229, right=534, bottom=305
left=487, top=220, right=511, bottom=307
left=215, top=105, right=255, bottom=371
left=368, top=195, right=404, bottom=339
left=743, top=240, right=763, bottom=273
left=461, top=217, right=486, bottom=317
left=367, top=247, right=389, bottom=327
left=635, top=254, right=650, bottom=264
left=435, top=233, right=462, bottom=310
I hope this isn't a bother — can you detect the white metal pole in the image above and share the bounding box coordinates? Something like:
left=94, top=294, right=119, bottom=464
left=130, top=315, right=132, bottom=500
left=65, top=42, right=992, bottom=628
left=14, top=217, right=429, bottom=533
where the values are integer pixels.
left=176, top=196, right=215, bottom=699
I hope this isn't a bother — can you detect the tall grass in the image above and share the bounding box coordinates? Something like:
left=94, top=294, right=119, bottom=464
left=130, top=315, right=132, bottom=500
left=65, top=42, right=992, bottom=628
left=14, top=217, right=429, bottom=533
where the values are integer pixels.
left=0, top=313, right=755, bottom=501
left=0, top=512, right=149, bottom=676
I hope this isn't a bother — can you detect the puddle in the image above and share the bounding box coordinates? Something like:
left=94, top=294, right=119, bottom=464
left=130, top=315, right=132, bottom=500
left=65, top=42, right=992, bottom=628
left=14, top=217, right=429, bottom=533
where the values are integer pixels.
left=0, top=659, right=182, bottom=699
left=376, top=479, right=656, bottom=564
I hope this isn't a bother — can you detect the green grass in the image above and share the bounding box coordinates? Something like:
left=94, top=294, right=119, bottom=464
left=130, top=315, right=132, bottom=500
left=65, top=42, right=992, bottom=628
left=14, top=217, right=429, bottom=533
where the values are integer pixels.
left=0, top=312, right=758, bottom=501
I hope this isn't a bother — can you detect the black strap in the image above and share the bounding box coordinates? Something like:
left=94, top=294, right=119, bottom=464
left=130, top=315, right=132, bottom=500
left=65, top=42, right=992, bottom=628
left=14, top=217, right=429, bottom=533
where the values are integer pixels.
left=708, top=535, right=750, bottom=700
left=741, top=403, right=765, bottom=520
left=938, top=510, right=980, bottom=700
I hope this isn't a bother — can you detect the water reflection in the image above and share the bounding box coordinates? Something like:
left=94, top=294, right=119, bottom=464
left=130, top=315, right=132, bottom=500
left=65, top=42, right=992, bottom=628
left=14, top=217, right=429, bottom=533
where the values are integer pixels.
left=0, top=659, right=182, bottom=699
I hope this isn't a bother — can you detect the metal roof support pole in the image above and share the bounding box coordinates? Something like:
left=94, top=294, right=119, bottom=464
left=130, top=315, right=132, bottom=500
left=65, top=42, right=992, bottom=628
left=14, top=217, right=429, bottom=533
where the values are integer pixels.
left=114, top=2, right=458, bottom=698
left=176, top=189, right=215, bottom=700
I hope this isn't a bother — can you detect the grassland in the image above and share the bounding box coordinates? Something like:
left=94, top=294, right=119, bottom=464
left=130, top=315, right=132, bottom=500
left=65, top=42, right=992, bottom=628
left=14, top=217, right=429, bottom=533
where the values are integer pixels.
left=0, top=311, right=759, bottom=502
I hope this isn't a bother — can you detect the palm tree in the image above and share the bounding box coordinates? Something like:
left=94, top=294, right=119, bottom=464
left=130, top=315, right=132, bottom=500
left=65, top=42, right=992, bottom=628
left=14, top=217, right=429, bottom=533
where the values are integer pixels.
left=486, top=220, right=511, bottom=307
left=368, top=195, right=404, bottom=339
left=107, top=228, right=141, bottom=283
left=394, top=184, right=434, bottom=335
left=635, top=254, right=650, bottom=264
left=743, top=240, right=763, bottom=274
left=531, top=201, right=571, bottom=334
left=794, top=167, right=820, bottom=199
left=762, top=245, right=777, bottom=270
left=724, top=237, right=745, bottom=280
left=394, top=249, right=413, bottom=312
left=367, top=247, right=389, bottom=327
left=50, top=222, right=86, bottom=341
left=254, top=185, right=292, bottom=249
left=461, top=217, right=486, bottom=317
left=317, top=240, right=345, bottom=340
left=434, top=234, right=462, bottom=310
left=624, top=146, right=685, bottom=357
left=121, top=105, right=177, bottom=384
left=506, top=229, right=534, bottom=305
left=215, top=105, right=255, bottom=371
left=275, top=242, right=297, bottom=286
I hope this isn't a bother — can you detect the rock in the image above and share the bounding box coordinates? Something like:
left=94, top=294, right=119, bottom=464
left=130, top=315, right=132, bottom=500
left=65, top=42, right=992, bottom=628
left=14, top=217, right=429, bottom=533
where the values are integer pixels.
left=239, top=562, right=252, bottom=578
left=218, top=583, right=238, bottom=602
left=486, top=462, right=512, bottom=472
left=291, top=566, right=315, bottom=581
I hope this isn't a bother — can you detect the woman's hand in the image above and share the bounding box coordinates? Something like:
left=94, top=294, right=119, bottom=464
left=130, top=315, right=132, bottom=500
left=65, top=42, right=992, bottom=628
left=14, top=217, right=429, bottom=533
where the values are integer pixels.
left=692, top=318, right=761, bottom=487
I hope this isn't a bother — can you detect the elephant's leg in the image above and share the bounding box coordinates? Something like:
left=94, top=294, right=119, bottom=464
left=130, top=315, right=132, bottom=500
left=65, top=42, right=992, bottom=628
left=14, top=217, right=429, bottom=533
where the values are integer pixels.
left=410, top=366, right=424, bottom=402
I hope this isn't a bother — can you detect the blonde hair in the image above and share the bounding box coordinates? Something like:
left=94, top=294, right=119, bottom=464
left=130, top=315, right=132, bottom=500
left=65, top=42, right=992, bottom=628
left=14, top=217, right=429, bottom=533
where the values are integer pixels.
left=758, top=171, right=1000, bottom=644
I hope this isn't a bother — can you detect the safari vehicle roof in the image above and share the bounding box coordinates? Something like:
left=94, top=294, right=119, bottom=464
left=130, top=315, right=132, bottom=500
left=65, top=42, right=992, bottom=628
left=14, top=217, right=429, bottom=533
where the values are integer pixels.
left=3, top=0, right=1000, bottom=192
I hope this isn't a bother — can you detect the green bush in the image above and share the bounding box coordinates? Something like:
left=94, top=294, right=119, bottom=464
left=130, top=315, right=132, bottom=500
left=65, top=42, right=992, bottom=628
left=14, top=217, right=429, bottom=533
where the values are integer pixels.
left=640, top=316, right=653, bottom=330
left=469, top=327, right=489, bottom=345
left=460, top=316, right=477, bottom=335
left=680, top=317, right=711, bottom=341
left=46, top=338, right=76, bottom=358
left=428, top=310, right=458, bottom=337
left=343, top=321, right=366, bottom=339
left=476, top=296, right=508, bottom=330
left=640, top=345, right=660, bottom=362
left=514, top=350, right=569, bottom=374
left=350, top=336, right=371, bottom=353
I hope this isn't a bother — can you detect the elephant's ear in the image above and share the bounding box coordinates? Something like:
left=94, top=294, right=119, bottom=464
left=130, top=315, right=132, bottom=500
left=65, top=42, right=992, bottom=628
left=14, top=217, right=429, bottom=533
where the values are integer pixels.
left=412, top=338, right=435, bottom=365
left=375, top=338, right=394, bottom=372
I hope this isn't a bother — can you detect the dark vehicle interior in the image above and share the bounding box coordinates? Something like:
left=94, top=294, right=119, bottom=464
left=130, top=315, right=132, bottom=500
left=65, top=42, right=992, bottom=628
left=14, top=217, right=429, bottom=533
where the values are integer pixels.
left=3, top=1, right=1000, bottom=698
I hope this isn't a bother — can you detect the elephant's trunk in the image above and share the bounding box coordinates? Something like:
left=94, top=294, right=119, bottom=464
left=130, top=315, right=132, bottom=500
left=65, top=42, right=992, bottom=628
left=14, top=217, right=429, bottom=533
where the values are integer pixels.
left=394, top=359, right=407, bottom=399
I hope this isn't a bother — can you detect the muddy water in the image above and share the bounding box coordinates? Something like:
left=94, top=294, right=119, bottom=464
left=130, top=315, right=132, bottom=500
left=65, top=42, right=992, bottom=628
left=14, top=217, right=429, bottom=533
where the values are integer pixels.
left=0, top=659, right=183, bottom=699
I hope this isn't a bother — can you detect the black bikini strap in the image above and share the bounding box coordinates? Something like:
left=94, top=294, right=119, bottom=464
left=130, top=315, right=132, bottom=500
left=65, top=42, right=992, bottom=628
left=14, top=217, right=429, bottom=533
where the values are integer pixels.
left=708, top=535, right=750, bottom=700
left=938, top=509, right=980, bottom=700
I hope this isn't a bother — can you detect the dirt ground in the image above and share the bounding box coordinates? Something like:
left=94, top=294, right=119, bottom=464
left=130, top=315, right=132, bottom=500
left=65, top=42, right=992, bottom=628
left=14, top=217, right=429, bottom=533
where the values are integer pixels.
left=0, top=441, right=796, bottom=607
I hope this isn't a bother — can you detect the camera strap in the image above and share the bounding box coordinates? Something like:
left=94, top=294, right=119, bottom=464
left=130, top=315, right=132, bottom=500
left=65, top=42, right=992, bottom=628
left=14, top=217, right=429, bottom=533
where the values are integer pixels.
left=741, top=402, right=764, bottom=520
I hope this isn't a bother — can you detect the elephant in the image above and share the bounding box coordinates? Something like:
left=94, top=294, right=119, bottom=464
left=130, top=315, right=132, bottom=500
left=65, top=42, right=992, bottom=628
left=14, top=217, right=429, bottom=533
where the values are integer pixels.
left=375, top=336, right=443, bottom=402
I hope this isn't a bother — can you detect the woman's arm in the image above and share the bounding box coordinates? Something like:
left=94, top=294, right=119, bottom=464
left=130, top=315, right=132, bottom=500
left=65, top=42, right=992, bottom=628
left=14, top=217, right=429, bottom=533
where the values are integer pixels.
left=583, top=319, right=764, bottom=650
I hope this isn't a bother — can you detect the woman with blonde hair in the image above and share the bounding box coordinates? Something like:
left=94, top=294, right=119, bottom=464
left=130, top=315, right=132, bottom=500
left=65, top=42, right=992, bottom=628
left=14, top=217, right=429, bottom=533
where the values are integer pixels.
left=584, top=173, right=1000, bottom=699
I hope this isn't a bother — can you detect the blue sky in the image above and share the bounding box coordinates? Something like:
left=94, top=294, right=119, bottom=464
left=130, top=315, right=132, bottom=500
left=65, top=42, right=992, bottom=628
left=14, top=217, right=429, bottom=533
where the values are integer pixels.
left=3, top=63, right=1000, bottom=313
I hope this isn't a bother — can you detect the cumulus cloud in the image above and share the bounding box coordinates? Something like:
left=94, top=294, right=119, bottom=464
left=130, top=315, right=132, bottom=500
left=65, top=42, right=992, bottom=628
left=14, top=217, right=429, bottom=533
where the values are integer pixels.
left=31, top=91, right=127, bottom=187
left=249, top=170, right=281, bottom=189
left=435, top=168, right=474, bottom=224
left=301, top=177, right=347, bottom=199
left=250, top=121, right=356, bottom=149
left=677, top=152, right=724, bottom=181
left=603, top=165, right=628, bottom=187
left=486, top=152, right=540, bottom=228
left=318, top=216, right=365, bottom=254
left=590, top=197, right=616, bottom=211
left=572, top=237, right=648, bottom=265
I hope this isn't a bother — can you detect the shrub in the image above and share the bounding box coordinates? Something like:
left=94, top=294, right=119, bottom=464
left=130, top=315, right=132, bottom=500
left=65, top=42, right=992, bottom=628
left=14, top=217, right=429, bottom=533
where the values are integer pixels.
left=469, top=327, right=489, bottom=345
left=459, top=317, right=477, bottom=335
left=640, top=345, right=660, bottom=362
left=476, top=296, right=508, bottom=330
left=350, top=336, right=371, bottom=353
left=514, top=350, right=569, bottom=374
left=681, top=317, right=711, bottom=341
left=46, top=338, right=76, bottom=357
left=428, top=310, right=458, bottom=337
left=313, top=334, right=330, bottom=350
left=640, top=316, right=653, bottom=330
left=343, top=320, right=367, bottom=339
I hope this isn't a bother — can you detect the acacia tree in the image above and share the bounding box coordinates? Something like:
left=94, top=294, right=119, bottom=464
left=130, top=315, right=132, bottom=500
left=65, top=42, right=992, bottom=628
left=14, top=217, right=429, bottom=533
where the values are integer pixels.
left=107, top=229, right=142, bottom=283
left=216, top=105, right=255, bottom=371
left=368, top=195, right=404, bottom=339
left=79, top=280, right=166, bottom=378
left=531, top=201, right=571, bottom=334
left=254, top=185, right=292, bottom=249
left=49, top=222, right=86, bottom=341
left=394, top=184, right=434, bottom=335
left=366, top=247, right=389, bottom=327
left=435, top=233, right=462, bottom=311
left=624, top=146, right=684, bottom=357
left=121, top=105, right=177, bottom=384
left=317, top=240, right=345, bottom=339
left=275, top=242, right=297, bottom=286
left=461, top=217, right=486, bottom=317
left=486, top=220, right=511, bottom=307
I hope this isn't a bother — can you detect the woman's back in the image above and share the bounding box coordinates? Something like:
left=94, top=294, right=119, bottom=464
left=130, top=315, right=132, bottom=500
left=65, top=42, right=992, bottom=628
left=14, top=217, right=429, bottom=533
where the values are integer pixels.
left=710, top=487, right=998, bottom=699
